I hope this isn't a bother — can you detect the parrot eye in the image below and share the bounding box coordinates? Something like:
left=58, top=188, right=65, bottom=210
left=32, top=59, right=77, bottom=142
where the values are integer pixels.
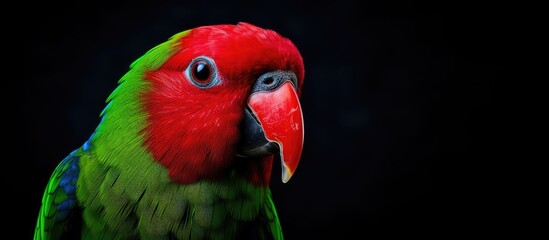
left=186, top=56, right=219, bottom=88
left=193, top=62, right=210, bottom=81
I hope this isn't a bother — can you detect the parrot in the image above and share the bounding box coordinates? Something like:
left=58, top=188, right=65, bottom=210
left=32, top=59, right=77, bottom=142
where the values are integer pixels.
left=34, top=22, right=305, bottom=240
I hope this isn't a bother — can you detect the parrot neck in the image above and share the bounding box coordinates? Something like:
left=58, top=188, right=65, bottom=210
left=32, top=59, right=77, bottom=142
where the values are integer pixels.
left=85, top=29, right=184, bottom=183
left=86, top=77, right=159, bottom=183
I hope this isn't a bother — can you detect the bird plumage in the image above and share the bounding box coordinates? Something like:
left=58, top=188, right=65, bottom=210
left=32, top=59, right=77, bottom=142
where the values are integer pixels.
left=34, top=22, right=304, bottom=240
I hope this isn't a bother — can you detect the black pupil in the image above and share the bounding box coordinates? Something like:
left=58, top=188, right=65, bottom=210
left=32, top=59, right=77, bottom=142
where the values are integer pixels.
left=193, top=62, right=210, bottom=82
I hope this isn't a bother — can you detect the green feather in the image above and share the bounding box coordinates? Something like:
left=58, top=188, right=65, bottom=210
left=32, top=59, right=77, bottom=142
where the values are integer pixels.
left=34, top=151, right=81, bottom=240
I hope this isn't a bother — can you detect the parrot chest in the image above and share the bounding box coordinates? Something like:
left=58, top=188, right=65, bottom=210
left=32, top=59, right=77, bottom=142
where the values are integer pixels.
left=76, top=154, right=271, bottom=239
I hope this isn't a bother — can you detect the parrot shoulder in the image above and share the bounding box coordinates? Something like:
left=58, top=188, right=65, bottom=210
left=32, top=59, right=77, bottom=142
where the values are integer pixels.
left=34, top=150, right=82, bottom=240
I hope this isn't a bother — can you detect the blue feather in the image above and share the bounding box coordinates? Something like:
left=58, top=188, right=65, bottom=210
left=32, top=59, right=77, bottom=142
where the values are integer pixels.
left=54, top=153, right=80, bottom=222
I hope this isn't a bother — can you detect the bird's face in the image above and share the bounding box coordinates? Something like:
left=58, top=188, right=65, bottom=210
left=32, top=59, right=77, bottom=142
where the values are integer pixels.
left=142, top=23, right=305, bottom=185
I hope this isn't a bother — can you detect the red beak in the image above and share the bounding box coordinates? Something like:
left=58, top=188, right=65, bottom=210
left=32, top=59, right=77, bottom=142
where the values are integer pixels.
left=248, top=81, right=304, bottom=183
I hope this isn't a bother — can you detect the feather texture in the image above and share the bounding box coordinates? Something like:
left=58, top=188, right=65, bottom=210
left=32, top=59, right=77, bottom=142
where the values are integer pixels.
left=35, top=150, right=81, bottom=239
left=34, top=22, right=303, bottom=239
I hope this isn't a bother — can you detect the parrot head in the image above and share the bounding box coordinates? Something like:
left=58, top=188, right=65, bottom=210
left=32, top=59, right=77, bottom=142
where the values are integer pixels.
left=100, top=22, right=304, bottom=186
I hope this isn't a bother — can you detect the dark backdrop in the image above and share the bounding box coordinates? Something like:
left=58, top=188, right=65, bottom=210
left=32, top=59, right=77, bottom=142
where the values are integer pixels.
left=7, top=0, right=528, bottom=239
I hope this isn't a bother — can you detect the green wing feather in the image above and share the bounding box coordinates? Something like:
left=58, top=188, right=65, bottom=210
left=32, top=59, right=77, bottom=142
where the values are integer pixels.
left=34, top=150, right=81, bottom=240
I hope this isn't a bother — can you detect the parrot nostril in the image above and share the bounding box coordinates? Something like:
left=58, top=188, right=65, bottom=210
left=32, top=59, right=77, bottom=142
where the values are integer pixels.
left=262, top=77, right=274, bottom=85
left=253, top=71, right=297, bottom=93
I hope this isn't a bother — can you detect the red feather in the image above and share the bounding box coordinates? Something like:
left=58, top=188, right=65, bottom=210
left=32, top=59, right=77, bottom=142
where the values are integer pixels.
left=142, top=22, right=304, bottom=185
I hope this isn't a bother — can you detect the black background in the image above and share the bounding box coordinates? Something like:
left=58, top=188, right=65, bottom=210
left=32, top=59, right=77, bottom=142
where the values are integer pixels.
left=6, top=0, right=531, bottom=239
